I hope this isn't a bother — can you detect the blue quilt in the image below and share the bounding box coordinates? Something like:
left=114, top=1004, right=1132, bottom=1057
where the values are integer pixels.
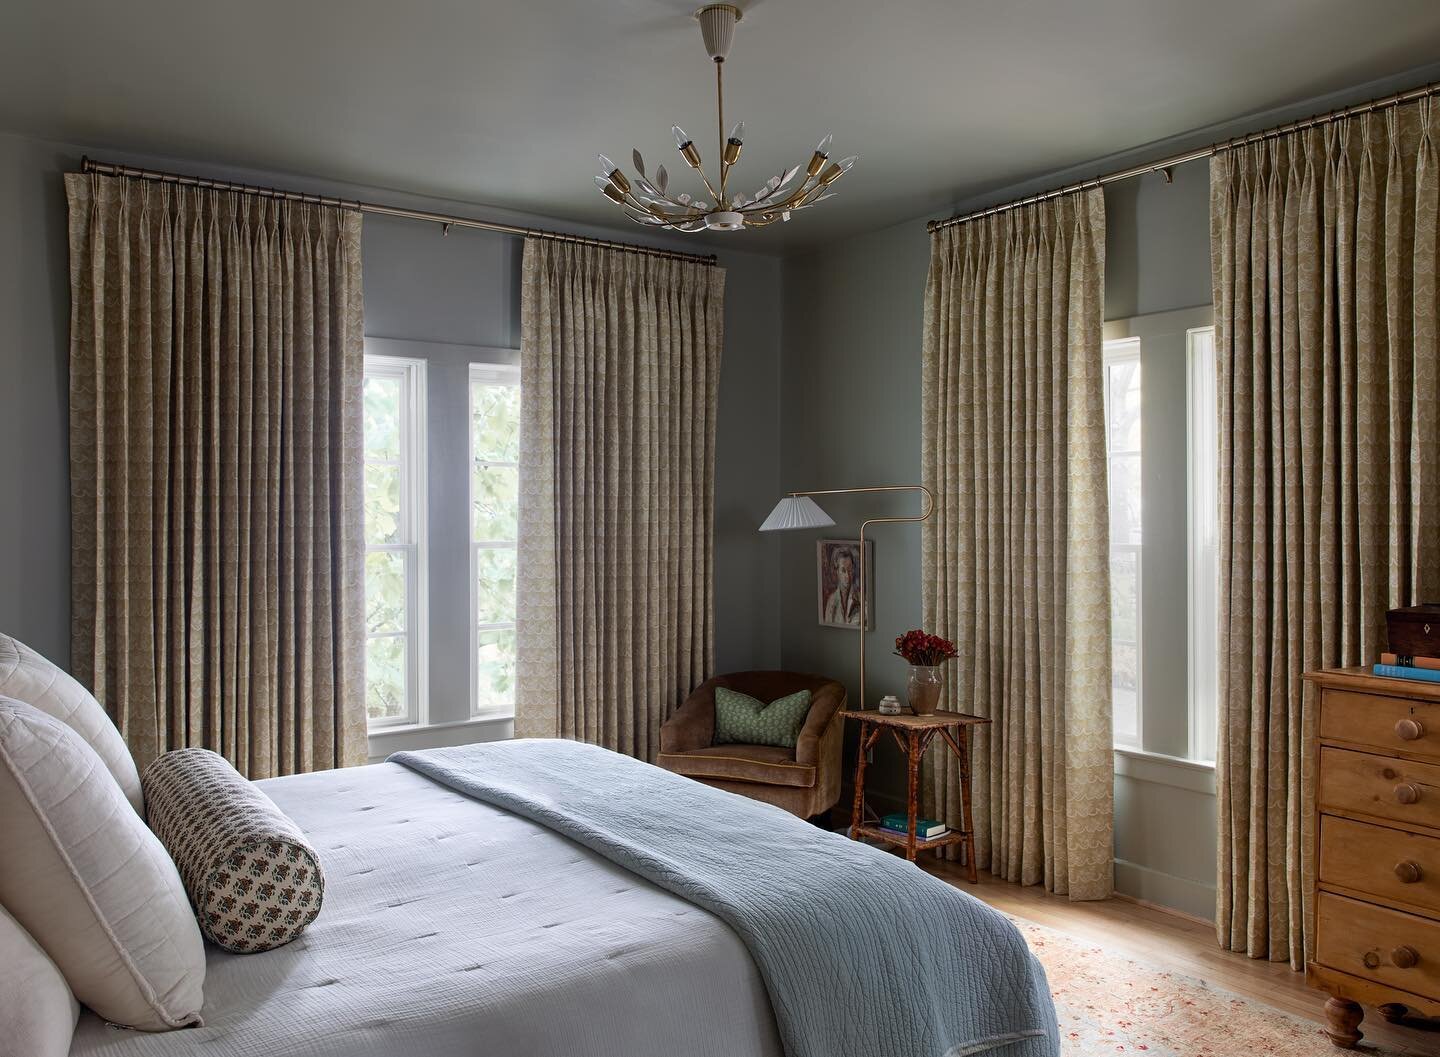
left=392, top=739, right=1059, bottom=1057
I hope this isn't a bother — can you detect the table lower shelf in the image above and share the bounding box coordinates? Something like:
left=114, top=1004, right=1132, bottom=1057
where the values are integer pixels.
left=851, top=824, right=971, bottom=853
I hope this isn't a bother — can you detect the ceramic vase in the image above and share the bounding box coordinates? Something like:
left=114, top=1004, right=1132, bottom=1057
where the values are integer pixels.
left=906, top=664, right=944, bottom=715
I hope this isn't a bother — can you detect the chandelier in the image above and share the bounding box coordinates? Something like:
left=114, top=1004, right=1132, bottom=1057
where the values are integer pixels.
left=594, top=3, right=855, bottom=233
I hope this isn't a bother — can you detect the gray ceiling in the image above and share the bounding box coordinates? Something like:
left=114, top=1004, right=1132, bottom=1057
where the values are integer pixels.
left=4, top=0, right=1440, bottom=251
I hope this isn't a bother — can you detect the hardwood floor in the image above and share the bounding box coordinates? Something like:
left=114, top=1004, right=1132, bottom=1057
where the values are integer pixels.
left=926, top=862, right=1439, bottom=1056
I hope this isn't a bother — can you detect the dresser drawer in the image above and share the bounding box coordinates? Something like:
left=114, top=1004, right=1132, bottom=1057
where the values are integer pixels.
left=1320, top=688, right=1440, bottom=759
left=1315, top=892, right=1440, bottom=998
left=1320, top=815, right=1440, bottom=913
left=1319, top=746, right=1440, bottom=830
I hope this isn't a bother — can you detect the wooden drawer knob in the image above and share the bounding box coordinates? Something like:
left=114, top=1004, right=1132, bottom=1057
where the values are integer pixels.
left=1392, top=945, right=1420, bottom=969
left=1396, top=718, right=1426, bottom=741
left=1395, top=860, right=1425, bottom=884
left=1396, top=783, right=1422, bottom=805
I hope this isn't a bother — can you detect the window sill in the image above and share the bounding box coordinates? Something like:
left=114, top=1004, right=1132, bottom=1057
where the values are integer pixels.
left=1113, top=746, right=1216, bottom=796
left=368, top=713, right=513, bottom=737
left=366, top=713, right=514, bottom=762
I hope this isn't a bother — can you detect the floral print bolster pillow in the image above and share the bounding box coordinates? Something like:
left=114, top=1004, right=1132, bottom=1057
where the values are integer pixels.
left=142, top=748, right=323, bottom=953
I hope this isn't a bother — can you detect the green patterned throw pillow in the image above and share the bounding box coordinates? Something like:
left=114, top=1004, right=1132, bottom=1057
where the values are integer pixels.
left=713, top=687, right=813, bottom=749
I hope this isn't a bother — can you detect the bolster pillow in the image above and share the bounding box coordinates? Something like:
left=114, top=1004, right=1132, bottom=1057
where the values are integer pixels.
left=143, top=749, right=324, bottom=953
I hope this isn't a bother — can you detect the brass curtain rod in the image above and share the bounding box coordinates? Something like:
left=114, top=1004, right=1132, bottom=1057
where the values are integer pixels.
left=927, top=79, right=1440, bottom=234
left=78, top=157, right=719, bottom=266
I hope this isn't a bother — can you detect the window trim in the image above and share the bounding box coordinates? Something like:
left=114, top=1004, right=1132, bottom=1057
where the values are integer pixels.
left=1185, top=325, right=1219, bottom=764
left=468, top=361, right=521, bottom=719
left=1103, top=336, right=1143, bottom=750
left=363, top=353, right=429, bottom=730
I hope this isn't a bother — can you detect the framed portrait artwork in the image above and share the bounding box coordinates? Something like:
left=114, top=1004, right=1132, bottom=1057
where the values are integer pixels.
left=816, top=539, right=873, bottom=630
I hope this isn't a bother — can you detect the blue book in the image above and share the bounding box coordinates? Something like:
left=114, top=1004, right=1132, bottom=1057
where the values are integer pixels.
left=879, top=813, right=949, bottom=839
left=1374, top=663, right=1440, bottom=684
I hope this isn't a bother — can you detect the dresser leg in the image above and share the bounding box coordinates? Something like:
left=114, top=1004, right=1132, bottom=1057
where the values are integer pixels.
left=1324, top=997, right=1364, bottom=1049
left=1378, top=1003, right=1407, bottom=1024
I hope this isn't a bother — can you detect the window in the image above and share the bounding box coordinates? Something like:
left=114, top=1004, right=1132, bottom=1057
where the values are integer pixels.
left=1103, top=337, right=1142, bottom=748
left=1187, top=326, right=1219, bottom=762
left=363, top=356, right=427, bottom=728
left=470, top=364, right=521, bottom=716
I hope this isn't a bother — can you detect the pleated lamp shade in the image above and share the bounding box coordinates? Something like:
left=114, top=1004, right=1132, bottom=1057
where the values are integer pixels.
left=758, top=495, right=836, bottom=532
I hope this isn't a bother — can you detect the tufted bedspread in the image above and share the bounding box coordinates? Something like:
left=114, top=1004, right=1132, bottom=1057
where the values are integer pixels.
left=68, top=761, right=783, bottom=1057
left=396, top=739, right=1060, bottom=1057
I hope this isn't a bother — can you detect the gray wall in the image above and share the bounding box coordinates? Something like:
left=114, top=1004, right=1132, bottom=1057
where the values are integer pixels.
left=775, top=63, right=1440, bottom=917
left=0, top=130, right=782, bottom=718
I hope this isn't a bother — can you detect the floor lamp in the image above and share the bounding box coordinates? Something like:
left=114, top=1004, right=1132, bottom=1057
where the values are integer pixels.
left=759, top=486, right=934, bottom=711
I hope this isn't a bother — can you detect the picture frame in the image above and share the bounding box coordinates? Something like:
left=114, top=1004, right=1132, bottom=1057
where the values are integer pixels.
left=816, top=538, right=873, bottom=630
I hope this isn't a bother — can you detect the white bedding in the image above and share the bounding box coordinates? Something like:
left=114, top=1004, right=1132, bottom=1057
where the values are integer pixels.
left=69, top=762, right=782, bottom=1057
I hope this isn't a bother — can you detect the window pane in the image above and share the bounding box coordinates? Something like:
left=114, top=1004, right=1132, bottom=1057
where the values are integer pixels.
left=472, top=382, right=520, bottom=463
left=365, top=635, right=407, bottom=721
left=473, top=465, right=519, bottom=541
left=1112, top=640, right=1139, bottom=743
left=1107, top=360, right=1141, bottom=452
left=1110, top=549, right=1138, bottom=644
left=476, top=628, right=516, bottom=711
left=475, top=546, right=517, bottom=626
left=365, top=550, right=406, bottom=635
left=364, top=462, right=402, bottom=544
left=1109, top=453, right=1142, bottom=546
left=364, top=375, right=402, bottom=461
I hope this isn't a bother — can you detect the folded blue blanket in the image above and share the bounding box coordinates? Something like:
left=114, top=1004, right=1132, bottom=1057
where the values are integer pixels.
left=393, top=739, right=1058, bottom=1057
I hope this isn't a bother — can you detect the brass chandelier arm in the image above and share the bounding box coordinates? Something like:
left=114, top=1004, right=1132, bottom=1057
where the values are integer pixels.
left=788, top=485, right=935, bottom=712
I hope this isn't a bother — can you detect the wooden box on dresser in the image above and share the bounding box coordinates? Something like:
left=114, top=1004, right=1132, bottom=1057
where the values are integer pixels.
left=1306, top=667, right=1440, bottom=1048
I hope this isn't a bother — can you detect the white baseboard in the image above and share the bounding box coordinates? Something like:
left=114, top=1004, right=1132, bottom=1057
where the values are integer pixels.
left=1113, top=857, right=1216, bottom=923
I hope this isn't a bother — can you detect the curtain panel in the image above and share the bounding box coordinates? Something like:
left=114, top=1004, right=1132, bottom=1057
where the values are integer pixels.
left=1211, top=99, right=1440, bottom=967
left=515, top=239, right=724, bottom=760
left=66, top=173, right=368, bottom=779
left=920, top=188, right=1114, bottom=900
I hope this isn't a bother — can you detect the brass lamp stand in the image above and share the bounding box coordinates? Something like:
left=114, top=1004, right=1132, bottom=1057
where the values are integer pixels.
left=759, top=485, right=934, bottom=711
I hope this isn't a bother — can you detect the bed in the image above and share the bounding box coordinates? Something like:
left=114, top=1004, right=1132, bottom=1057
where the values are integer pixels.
left=68, top=741, right=1058, bottom=1057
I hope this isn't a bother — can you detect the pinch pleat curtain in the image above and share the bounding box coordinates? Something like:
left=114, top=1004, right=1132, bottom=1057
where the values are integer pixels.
left=1212, top=99, right=1440, bottom=967
left=515, top=239, right=724, bottom=760
left=66, top=173, right=368, bottom=779
left=920, top=189, right=1114, bottom=900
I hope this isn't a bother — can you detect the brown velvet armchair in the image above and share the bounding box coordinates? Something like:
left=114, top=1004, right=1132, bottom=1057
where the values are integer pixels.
left=657, top=670, right=847, bottom=818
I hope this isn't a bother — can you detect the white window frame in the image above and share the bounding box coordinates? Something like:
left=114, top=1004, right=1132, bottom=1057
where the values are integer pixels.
left=1103, top=336, right=1143, bottom=750
left=363, top=354, right=429, bottom=730
left=469, top=362, right=521, bottom=719
left=1186, top=326, right=1219, bottom=764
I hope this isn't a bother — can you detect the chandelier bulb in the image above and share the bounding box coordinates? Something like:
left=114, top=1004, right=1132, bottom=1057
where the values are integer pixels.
left=673, top=125, right=692, bottom=149
left=727, top=121, right=745, bottom=145
left=815, top=132, right=833, bottom=156
left=597, top=153, right=617, bottom=176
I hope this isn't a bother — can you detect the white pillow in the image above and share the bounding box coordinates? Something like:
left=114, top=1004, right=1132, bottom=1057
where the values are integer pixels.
left=0, top=633, right=143, bottom=815
left=0, top=697, right=204, bottom=1031
left=0, top=903, right=78, bottom=1057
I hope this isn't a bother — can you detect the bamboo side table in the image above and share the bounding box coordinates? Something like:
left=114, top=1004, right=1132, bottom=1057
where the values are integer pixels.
left=845, top=709, right=989, bottom=881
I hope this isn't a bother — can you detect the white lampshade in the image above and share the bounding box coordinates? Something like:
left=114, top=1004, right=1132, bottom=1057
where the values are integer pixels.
left=759, top=495, right=835, bottom=532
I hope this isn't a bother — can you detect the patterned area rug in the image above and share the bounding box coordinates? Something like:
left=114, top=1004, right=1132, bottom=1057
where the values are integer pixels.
left=1011, top=916, right=1403, bottom=1057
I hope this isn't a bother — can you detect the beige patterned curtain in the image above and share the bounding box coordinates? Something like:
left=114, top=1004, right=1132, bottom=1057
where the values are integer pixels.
left=66, top=173, right=368, bottom=779
left=1212, top=99, right=1440, bottom=967
left=515, top=239, right=724, bottom=760
left=920, top=189, right=1114, bottom=900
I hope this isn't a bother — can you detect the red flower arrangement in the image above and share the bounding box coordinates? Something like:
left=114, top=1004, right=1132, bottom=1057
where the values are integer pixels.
left=893, top=629, right=957, bottom=666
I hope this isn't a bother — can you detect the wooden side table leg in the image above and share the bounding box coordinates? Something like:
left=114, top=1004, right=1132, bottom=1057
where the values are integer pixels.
left=905, top=731, right=921, bottom=862
left=1324, top=997, right=1364, bottom=1049
left=849, top=721, right=872, bottom=841
left=958, top=726, right=978, bottom=883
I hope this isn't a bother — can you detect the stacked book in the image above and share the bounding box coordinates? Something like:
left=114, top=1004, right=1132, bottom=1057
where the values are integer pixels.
left=1374, top=653, right=1440, bottom=684
left=879, top=813, right=949, bottom=840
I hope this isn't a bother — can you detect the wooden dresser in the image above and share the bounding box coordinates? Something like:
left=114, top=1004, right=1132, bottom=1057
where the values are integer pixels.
left=1306, top=668, right=1440, bottom=1047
